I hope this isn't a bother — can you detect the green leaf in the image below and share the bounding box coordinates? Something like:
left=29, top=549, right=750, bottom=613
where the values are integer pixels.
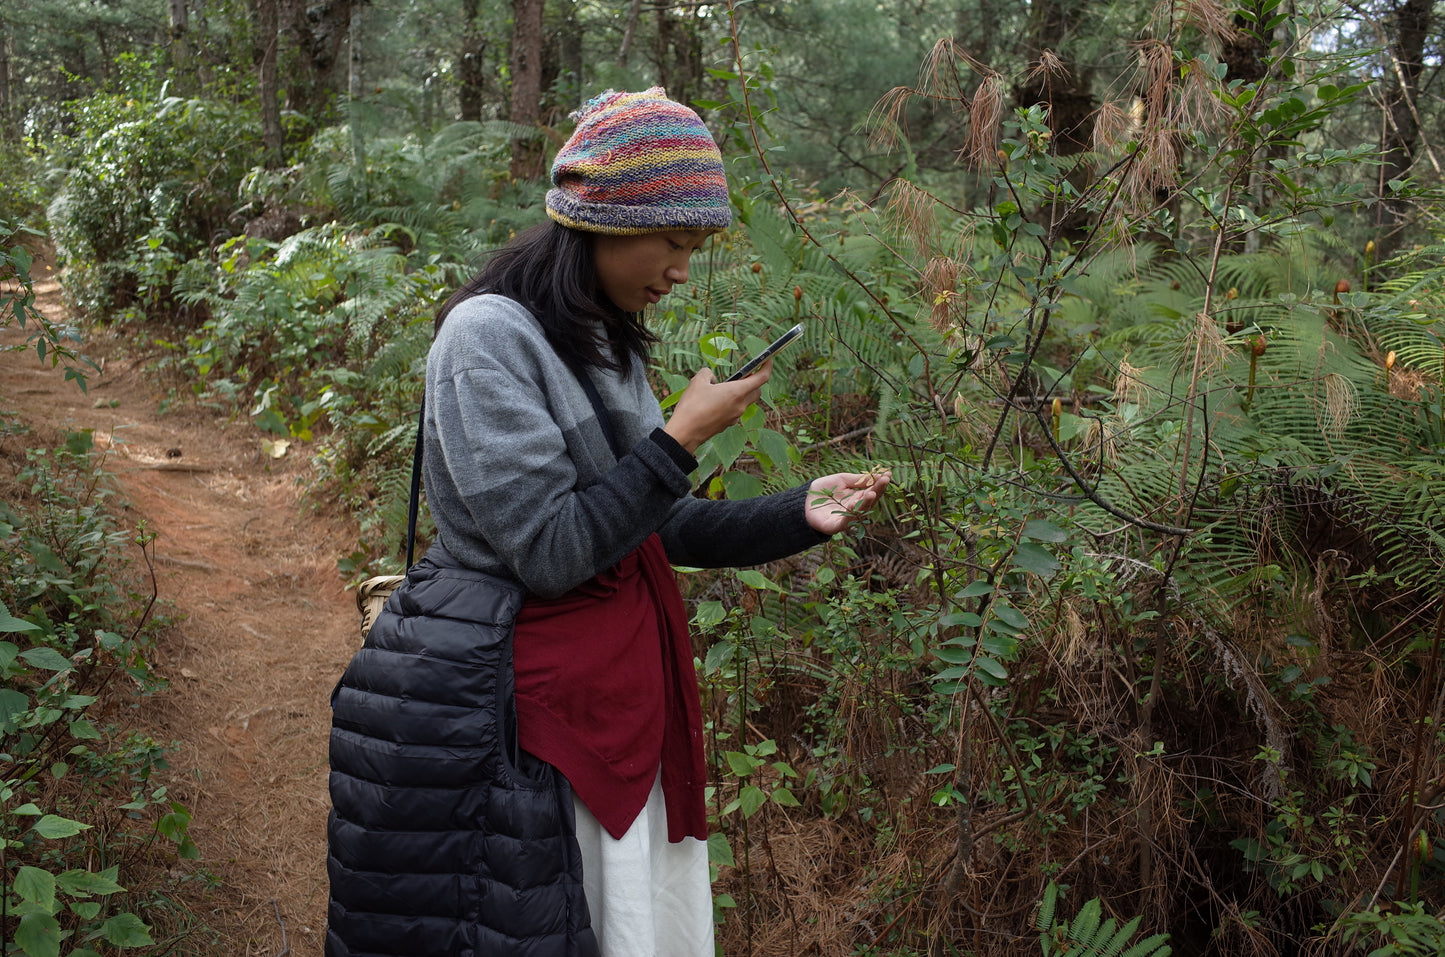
left=15, top=866, right=58, bottom=912
left=771, top=786, right=801, bottom=807
left=707, top=831, right=735, bottom=868
left=737, top=785, right=767, bottom=817
left=0, top=687, right=32, bottom=727
left=99, top=912, right=154, bottom=948
left=33, top=814, right=91, bottom=839
left=1021, top=519, right=1068, bottom=542
left=68, top=719, right=102, bottom=740
left=975, top=656, right=1009, bottom=682
left=934, top=646, right=976, bottom=664
left=719, top=469, right=763, bottom=500
left=1011, top=542, right=1060, bottom=577
left=991, top=603, right=1029, bottom=630
left=736, top=569, right=784, bottom=592
left=15, top=911, right=62, bottom=957
left=703, top=639, right=734, bottom=674
left=57, top=867, right=126, bottom=897
left=724, top=751, right=763, bottom=777
left=0, top=601, right=42, bottom=633
left=20, top=647, right=74, bottom=672
left=702, top=424, right=747, bottom=471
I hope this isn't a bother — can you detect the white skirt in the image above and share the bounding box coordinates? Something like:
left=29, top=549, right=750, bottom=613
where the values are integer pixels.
left=572, top=773, right=715, bottom=956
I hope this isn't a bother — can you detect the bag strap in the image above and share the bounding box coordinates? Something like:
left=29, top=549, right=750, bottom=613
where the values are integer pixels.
left=577, top=371, right=622, bottom=459
left=405, top=398, right=425, bottom=569
left=400, top=369, right=619, bottom=569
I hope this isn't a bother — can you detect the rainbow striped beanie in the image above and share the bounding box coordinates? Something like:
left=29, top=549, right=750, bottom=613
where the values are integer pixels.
left=546, top=87, right=732, bottom=235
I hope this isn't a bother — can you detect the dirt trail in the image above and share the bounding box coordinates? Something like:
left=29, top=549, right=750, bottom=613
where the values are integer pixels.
left=2, top=257, right=357, bottom=955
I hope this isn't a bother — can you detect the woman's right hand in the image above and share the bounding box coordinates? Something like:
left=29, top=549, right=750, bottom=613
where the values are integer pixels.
left=663, top=360, right=772, bottom=454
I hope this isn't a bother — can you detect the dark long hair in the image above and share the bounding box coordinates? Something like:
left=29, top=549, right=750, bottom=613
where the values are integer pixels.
left=435, top=221, right=656, bottom=374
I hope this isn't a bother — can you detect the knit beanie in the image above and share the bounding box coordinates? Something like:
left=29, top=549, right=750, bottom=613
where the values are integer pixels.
left=546, top=87, right=732, bottom=235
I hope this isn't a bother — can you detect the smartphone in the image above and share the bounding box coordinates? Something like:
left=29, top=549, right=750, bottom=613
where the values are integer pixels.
left=725, top=322, right=805, bottom=382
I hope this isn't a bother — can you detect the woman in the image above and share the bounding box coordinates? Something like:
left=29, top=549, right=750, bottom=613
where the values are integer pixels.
left=328, top=87, right=890, bottom=957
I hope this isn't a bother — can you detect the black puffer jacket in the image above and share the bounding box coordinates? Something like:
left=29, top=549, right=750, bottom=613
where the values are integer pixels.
left=327, top=545, right=600, bottom=957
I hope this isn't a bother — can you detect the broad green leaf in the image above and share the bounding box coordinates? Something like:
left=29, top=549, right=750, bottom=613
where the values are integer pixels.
left=719, top=469, right=763, bottom=500
left=1021, top=519, right=1068, bottom=542
left=991, top=603, right=1029, bottom=630
left=1010, top=542, right=1060, bottom=577
left=20, top=647, right=74, bottom=672
left=707, top=831, right=734, bottom=867
left=57, top=868, right=126, bottom=896
left=703, top=639, right=734, bottom=675
left=771, top=787, right=801, bottom=807
left=975, top=657, right=1009, bottom=682
left=724, top=751, right=762, bottom=777
left=934, top=646, right=975, bottom=665
left=0, top=602, right=41, bottom=633
left=703, top=425, right=747, bottom=472
left=737, top=785, right=767, bottom=817
left=736, top=569, right=784, bottom=592
left=0, top=687, right=32, bottom=727
left=99, top=912, right=154, bottom=948
left=15, top=911, right=62, bottom=957
left=15, top=866, right=57, bottom=911
left=34, top=814, right=91, bottom=839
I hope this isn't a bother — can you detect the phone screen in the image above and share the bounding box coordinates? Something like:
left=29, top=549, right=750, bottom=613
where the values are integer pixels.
left=725, top=322, right=805, bottom=382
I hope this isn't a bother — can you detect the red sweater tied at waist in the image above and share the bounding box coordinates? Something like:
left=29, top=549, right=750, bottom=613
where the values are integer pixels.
left=512, top=533, right=707, bottom=842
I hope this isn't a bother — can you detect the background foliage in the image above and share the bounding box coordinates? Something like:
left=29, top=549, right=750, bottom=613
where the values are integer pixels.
left=4, top=0, right=1445, bottom=953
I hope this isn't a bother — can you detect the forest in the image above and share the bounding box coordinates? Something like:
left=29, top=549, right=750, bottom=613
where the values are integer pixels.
left=2, top=0, right=1445, bottom=954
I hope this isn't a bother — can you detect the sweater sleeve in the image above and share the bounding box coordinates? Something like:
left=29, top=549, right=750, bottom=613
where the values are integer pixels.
left=658, top=477, right=832, bottom=569
left=430, top=358, right=695, bottom=599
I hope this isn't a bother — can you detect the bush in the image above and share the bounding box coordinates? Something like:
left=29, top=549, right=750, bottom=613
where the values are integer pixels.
left=0, top=427, right=199, bottom=954
left=47, top=90, right=260, bottom=319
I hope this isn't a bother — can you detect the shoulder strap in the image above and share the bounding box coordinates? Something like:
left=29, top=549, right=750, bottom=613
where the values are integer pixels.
left=405, top=398, right=425, bottom=569
left=576, top=372, right=622, bottom=459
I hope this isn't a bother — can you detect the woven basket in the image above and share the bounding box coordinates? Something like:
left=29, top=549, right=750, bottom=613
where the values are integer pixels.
left=356, top=574, right=406, bottom=639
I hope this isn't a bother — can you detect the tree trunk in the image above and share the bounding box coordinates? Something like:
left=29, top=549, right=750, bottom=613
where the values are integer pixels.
left=285, top=0, right=352, bottom=123
left=1376, top=0, right=1434, bottom=256
left=556, top=0, right=583, bottom=109
left=252, top=0, right=284, bottom=167
left=508, top=0, right=546, bottom=180
left=0, top=23, right=13, bottom=143
left=458, top=0, right=488, bottom=122
left=348, top=0, right=364, bottom=169
left=618, top=0, right=644, bottom=67
left=169, top=0, right=191, bottom=85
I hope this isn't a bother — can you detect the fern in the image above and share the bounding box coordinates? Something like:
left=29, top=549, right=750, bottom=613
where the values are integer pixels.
left=1035, top=882, right=1172, bottom=957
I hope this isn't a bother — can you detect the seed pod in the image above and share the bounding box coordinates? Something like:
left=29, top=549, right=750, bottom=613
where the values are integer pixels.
left=794, top=285, right=803, bottom=302
left=1251, top=336, right=1267, bottom=358
left=1365, top=240, right=1376, bottom=258
left=1226, top=287, right=1238, bottom=300
left=1335, top=279, right=1350, bottom=296
left=1416, top=831, right=1432, bottom=864
left=1386, top=350, right=1397, bottom=372
left=751, top=262, right=762, bottom=274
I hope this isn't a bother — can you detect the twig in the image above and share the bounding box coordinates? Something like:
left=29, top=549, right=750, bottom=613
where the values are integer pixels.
left=272, top=899, right=291, bottom=957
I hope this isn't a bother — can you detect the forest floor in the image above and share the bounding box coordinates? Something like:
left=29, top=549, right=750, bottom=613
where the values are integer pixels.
left=2, top=249, right=354, bottom=955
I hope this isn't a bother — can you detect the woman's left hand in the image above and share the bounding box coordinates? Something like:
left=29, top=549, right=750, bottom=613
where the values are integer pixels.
left=804, top=470, right=892, bottom=535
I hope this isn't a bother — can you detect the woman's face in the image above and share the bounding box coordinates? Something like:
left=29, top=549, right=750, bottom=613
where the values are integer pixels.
left=592, top=230, right=714, bottom=313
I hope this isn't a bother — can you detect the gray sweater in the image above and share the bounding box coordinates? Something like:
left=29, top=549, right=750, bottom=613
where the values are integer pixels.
left=423, top=294, right=828, bottom=598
